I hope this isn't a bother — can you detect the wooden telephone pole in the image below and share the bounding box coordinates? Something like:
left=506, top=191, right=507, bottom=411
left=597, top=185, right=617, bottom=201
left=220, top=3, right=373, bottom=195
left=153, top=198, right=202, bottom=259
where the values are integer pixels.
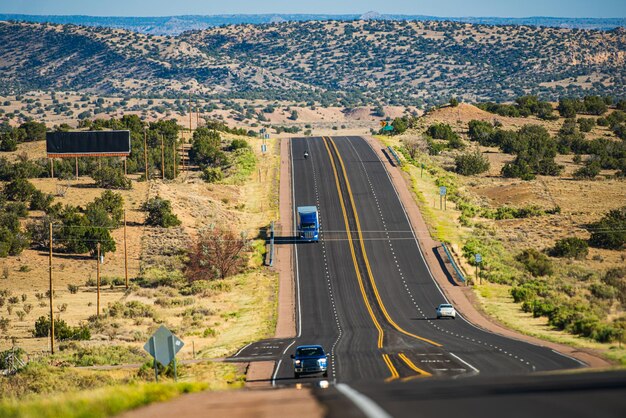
left=143, top=127, right=149, bottom=181
left=96, top=243, right=101, bottom=317
left=124, top=210, right=128, bottom=289
left=160, top=134, right=165, bottom=180
left=48, top=223, right=54, bottom=354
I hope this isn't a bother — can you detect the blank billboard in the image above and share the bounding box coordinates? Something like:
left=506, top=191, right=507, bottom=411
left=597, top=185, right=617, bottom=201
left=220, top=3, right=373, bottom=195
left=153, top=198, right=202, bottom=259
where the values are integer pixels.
left=46, top=130, right=131, bottom=157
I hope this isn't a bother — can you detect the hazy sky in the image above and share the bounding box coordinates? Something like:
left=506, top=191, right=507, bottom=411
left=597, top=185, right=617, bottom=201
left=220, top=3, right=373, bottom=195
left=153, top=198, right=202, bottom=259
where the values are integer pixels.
left=1, top=0, right=625, bottom=18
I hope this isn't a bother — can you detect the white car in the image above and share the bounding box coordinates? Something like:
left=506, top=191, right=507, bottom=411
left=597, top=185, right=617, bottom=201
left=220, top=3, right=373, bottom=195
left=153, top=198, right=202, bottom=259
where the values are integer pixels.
left=436, top=303, right=456, bottom=319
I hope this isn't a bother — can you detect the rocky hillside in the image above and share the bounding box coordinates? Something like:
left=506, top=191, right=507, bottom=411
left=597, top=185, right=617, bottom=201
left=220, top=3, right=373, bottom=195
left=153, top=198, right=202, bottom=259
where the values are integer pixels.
left=1, top=20, right=625, bottom=106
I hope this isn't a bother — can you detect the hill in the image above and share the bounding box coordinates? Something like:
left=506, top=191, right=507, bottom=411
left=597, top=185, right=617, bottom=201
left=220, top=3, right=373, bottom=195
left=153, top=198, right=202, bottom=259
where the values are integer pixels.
left=0, top=20, right=625, bottom=106
left=1, top=13, right=624, bottom=35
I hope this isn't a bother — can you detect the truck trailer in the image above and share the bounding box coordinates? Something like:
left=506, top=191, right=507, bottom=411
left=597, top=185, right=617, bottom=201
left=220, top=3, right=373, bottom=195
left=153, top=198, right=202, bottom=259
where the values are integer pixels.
left=297, top=206, right=319, bottom=242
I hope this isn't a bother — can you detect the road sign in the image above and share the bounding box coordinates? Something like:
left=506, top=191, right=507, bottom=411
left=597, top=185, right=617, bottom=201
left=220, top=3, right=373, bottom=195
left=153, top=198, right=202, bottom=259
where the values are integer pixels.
left=439, top=186, right=447, bottom=196
left=261, top=144, right=267, bottom=153
left=475, top=253, right=482, bottom=264
left=143, top=325, right=184, bottom=367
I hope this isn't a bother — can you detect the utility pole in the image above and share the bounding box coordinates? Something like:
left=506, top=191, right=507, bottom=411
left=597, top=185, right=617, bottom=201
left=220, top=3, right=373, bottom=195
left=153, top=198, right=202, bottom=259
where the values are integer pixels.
left=97, top=243, right=101, bottom=317
left=144, top=127, right=149, bottom=181
left=161, top=134, right=165, bottom=180
left=188, top=92, right=192, bottom=134
left=48, top=223, right=54, bottom=354
left=173, top=141, right=177, bottom=178
left=196, top=97, right=199, bottom=127
left=124, top=210, right=128, bottom=289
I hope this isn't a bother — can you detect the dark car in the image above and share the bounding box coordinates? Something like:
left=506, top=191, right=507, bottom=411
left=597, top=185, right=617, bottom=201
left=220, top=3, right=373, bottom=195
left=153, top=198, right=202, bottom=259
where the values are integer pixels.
left=291, top=345, right=329, bottom=378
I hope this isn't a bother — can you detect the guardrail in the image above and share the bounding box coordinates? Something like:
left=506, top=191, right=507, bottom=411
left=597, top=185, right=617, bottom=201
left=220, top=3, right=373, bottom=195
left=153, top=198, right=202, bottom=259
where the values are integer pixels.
left=387, top=146, right=402, bottom=167
left=441, top=242, right=465, bottom=283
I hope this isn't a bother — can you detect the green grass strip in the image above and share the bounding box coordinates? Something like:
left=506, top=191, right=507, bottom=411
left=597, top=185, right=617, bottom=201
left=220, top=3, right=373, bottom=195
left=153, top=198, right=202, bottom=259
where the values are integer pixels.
left=0, top=381, right=208, bottom=418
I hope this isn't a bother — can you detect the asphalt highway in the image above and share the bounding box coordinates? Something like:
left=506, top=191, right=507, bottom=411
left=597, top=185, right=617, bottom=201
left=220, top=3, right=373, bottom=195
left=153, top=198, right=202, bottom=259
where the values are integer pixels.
left=233, top=135, right=583, bottom=386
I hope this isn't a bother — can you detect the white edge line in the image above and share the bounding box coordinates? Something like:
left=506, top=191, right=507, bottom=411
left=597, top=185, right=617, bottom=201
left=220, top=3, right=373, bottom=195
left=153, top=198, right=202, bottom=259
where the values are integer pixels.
left=271, top=339, right=297, bottom=387
left=233, top=342, right=253, bottom=357
left=336, top=383, right=392, bottom=418
left=272, top=138, right=300, bottom=388
left=366, top=137, right=583, bottom=367
left=271, top=359, right=283, bottom=388
left=449, top=352, right=480, bottom=376
left=551, top=349, right=587, bottom=367
left=291, top=138, right=302, bottom=339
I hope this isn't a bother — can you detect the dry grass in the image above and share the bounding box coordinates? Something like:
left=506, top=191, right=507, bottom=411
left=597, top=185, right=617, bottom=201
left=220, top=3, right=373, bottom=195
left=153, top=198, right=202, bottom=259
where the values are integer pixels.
left=387, top=103, right=626, bottom=362
left=1, top=127, right=280, bottom=383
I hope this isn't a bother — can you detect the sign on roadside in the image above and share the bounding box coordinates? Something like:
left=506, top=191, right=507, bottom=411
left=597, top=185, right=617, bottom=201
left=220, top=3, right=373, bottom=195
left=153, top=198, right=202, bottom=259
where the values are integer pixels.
left=143, top=325, right=184, bottom=381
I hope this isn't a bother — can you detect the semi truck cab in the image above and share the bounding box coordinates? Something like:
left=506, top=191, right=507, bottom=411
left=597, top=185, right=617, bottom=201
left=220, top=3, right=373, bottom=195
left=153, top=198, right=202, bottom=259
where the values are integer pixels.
left=297, top=206, right=319, bottom=242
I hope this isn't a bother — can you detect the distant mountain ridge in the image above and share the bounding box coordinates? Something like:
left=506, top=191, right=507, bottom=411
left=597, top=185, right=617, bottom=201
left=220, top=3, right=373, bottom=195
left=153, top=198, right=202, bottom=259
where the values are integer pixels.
left=1, top=13, right=624, bottom=35
left=1, top=20, right=625, bottom=106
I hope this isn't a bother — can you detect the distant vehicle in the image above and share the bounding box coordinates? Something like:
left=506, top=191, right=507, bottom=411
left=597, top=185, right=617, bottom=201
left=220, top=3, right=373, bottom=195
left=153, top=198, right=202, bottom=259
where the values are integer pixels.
left=304, top=150, right=309, bottom=159
left=297, top=206, right=319, bottom=242
left=291, top=345, right=328, bottom=379
left=436, top=303, right=456, bottom=319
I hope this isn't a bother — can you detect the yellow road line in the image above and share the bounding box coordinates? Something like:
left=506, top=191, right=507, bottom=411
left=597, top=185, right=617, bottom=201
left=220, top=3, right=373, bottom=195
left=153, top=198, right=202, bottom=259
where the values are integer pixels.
left=382, top=354, right=400, bottom=382
left=398, top=353, right=433, bottom=377
left=327, top=136, right=442, bottom=348
left=321, top=136, right=385, bottom=349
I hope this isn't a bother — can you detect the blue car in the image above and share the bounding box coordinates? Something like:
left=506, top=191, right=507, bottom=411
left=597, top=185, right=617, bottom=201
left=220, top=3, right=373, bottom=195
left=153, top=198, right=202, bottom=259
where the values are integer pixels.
left=291, top=345, right=329, bottom=379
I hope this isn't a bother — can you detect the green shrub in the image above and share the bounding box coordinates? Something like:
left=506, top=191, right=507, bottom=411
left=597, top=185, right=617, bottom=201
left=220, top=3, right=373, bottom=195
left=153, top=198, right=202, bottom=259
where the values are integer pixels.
left=454, top=151, right=490, bottom=175
left=590, top=282, right=618, bottom=300
left=549, top=237, right=589, bottom=259
left=61, top=344, right=147, bottom=367
left=516, top=249, right=554, bottom=277
left=33, top=316, right=91, bottom=340
left=5, top=202, right=29, bottom=218
left=29, top=189, right=54, bottom=211
left=602, top=267, right=626, bottom=304
left=92, top=166, right=132, bottom=190
left=106, top=301, right=155, bottom=319
left=3, top=178, right=36, bottom=201
left=447, top=135, right=465, bottom=150
left=137, top=268, right=185, bottom=288
left=229, top=139, right=249, bottom=151
left=577, top=118, right=596, bottom=133
left=202, top=166, right=223, bottom=183
left=573, top=161, right=601, bottom=179
left=588, top=207, right=626, bottom=249
left=467, top=120, right=495, bottom=145
left=511, top=286, right=536, bottom=303
left=142, top=197, right=181, bottom=227
left=427, top=123, right=457, bottom=141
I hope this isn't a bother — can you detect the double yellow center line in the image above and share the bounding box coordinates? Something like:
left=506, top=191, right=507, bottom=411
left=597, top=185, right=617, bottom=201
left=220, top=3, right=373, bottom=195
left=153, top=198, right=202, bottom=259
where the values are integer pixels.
left=321, top=136, right=439, bottom=380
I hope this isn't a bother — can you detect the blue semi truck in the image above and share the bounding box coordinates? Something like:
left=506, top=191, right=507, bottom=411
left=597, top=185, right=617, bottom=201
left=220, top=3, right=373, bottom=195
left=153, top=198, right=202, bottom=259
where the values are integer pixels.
left=297, top=206, right=319, bottom=242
